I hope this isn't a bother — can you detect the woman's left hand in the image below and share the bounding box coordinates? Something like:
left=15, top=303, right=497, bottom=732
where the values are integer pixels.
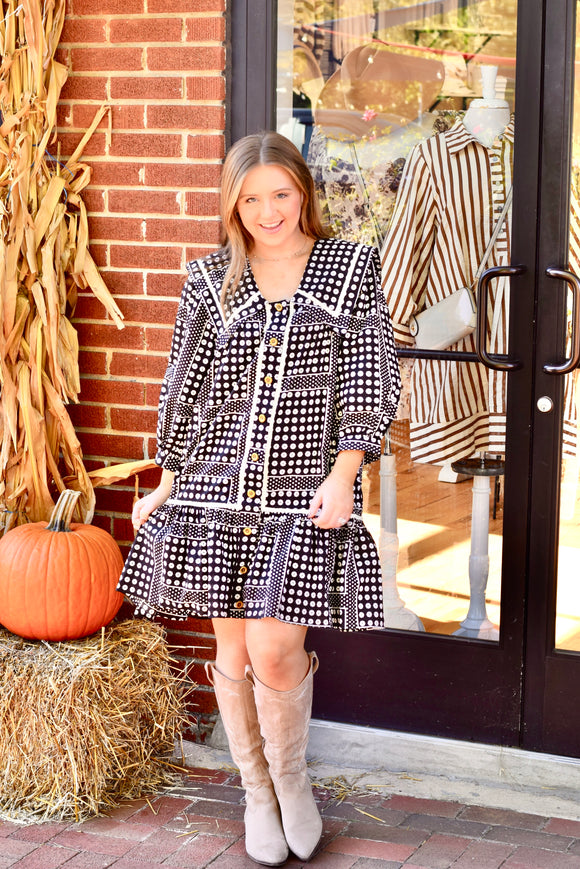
left=308, top=450, right=364, bottom=529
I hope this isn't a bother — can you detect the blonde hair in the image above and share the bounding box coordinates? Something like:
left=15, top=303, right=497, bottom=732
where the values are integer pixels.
left=219, top=131, right=330, bottom=312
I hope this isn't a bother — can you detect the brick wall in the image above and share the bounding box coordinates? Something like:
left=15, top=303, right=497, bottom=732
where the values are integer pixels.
left=59, top=0, right=227, bottom=741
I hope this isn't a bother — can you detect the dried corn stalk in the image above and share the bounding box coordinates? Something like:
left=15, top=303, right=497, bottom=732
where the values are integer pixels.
left=0, top=0, right=126, bottom=533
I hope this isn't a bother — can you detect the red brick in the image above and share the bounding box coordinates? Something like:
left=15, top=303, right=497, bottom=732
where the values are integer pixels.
left=111, top=407, right=157, bottom=432
left=76, top=103, right=145, bottom=130
left=110, top=17, right=183, bottom=43
left=58, top=131, right=107, bottom=159
left=109, top=189, right=180, bottom=215
left=148, top=104, right=223, bottom=130
left=110, top=76, right=184, bottom=101
left=90, top=243, right=108, bottom=267
left=68, top=403, right=107, bottom=429
left=72, top=0, right=144, bottom=14
left=146, top=218, right=220, bottom=244
left=79, top=378, right=145, bottom=405
left=503, top=848, right=580, bottom=868
left=186, top=17, right=226, bottom=42
left=5, top=843, right=75, bottom=868
left=185, top=191, right=220, bottom=216
left=71, top=47, right=143, bottom=72
left=145, top=162, right=221, bottom=188
left=0, top=838, right=37, bottom=859
left=545, top=818, right=580, bottom=837
left=146, top=271, right=185, bottom=297
left=387, top=796, right=462, bottom=818
left=78, top=350, right=107, bottom=376
left=187, top=75, right=226, bottom=101
left=61, top=18, right=106, bottom=43
left=451, top=840, right=515, bottom=869
left=99, top=270, right=145, bottom=296
left=460, top=807, right=546, bottom=829
left=110, top=352, right=168, bottom=379
left=327, top=837, right=416, bottom=862
left=147, top=45, right=224, bottom=71
left=10, top=822, right=70, bottom=844
left=114, top=517, right=136, bottom=543
left=187, top=134, right=224, bottom=159
left=185, top=245, right=220, bottom=261
left=145, top=384, right=162, bottom=406
left=111, top=297, right=176, bottom=325
left=110, top=245, right=182, bottom=271
left=94, top=487, right=136, bottom=515
left=89, top=161, right=144, bottom=187
left=149, top=0, right=224, bottom=9
left=111, top=133, right=182, bottom=158
left=88, top=216, right=144, bottom=242
left=406, top=833, right=472, bottom=867
left=131, top=796, right=194, bottom=827
left=78, top=432, right=147, bottom=461
left=82, top=188, right=106, bottom=213
left=60, top=75, right=108, bottom=101
left=145, top=327, right=173, bottom=353
left=75, top=322, right=145, bottom=350
left=52, top=829, right=133, bottom=857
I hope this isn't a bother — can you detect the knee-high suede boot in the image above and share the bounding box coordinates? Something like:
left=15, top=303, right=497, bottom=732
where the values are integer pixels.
left=205, top=662, right=289, bottom=866
left=246, top=652, right=322, bottom=862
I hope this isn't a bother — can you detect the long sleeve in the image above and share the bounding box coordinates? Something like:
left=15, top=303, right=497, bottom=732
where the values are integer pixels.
left=155, top=278, right=216, bottom=471
left=380, top=144, right=438, bottom=345
left=336, top=247, right=401, bottom=463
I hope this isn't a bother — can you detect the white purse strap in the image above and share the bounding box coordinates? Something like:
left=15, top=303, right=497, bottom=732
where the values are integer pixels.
left=474, top=185, right=513, bottom=286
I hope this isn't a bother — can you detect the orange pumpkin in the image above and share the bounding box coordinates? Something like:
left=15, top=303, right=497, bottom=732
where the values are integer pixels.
left=0, top=489, right=124, bottom=641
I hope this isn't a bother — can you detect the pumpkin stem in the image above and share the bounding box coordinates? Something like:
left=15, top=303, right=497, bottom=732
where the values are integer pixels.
left=46, top=489, right=82, bottom=532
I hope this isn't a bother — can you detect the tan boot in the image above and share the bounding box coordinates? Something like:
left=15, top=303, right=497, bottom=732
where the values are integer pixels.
left=205, top=662, right=289, bottom=867
left=247, top=653, right=322, bottom=862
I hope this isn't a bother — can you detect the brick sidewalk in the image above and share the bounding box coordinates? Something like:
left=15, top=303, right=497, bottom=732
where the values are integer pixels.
left=1, top=766, right=580, bottom=868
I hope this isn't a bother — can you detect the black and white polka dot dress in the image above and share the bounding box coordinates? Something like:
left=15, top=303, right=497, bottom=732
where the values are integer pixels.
left=117, top=238, right=401, bottom=630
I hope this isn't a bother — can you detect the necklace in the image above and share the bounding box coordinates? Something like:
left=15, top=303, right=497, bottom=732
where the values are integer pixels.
left=249, top=239, right=311, bottom=264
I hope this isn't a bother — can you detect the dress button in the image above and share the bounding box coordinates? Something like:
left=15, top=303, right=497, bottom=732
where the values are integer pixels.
left=250, top=451, right=259, bottom=461
left=264, top=375, right=273, bottom=385
left=258, top=413, right=267, bottom=423
left=239, top=565, right=248, bottom=575
left=234, top=601, right=245, bottom=609
left=269, top=337, right=278, bottom=346
left=247, top=489, right=256, bottom=498
left=275, top=302, right=283, bottom=311
left=243, top=527, right=252, bottom=536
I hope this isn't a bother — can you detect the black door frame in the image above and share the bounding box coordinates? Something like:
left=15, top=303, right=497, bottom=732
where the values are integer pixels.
left=229, top=0, right=580, bottom=757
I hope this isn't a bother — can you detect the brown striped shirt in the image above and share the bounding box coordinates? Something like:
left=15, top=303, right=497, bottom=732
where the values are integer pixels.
left=380, top=118, right=515, bottom=463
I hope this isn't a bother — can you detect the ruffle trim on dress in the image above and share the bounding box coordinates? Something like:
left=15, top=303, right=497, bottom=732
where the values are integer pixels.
left=117, top=504, right=385, bottom=632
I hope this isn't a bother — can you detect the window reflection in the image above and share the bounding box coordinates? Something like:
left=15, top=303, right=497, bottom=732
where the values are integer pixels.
left=277, top=0, right=517, bottom=639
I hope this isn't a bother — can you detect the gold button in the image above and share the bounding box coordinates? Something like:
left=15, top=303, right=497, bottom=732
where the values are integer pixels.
left=234, top=601, right=245, bottom=609
left=269, top=337, right=278, bottom=346
left=239, top=566, right=248, bottom=575
left=258, top=413, right=266, bottom=423
left=264, top=375, right=273, bottom=385
left=275, top=303, right=283, bottom=311
left=243, top=527, right=252, bottom=536
left=250, top=452, right=259, bottom=462
left=247, top=489, right=256, bottom=498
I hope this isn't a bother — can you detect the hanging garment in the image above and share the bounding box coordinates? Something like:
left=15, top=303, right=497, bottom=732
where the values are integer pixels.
left=381, top=117, right=515, bottom=464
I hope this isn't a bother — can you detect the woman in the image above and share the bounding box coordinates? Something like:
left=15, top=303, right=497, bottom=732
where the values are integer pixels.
left=118, top=131, right=401, bottom=865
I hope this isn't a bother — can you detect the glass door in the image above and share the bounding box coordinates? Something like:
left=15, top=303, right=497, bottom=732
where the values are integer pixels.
left=276, top=0, right=529, bottom=747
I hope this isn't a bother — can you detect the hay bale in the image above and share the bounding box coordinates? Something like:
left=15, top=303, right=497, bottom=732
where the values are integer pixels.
left=0, top=619, right=189, bottom=823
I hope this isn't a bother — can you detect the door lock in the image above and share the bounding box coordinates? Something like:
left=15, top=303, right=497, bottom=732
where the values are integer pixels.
left=537, top=396, right=554, bottom=413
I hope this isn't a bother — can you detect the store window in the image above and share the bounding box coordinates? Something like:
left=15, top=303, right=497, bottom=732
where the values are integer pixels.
left=276, top=1, right=520, bottom=639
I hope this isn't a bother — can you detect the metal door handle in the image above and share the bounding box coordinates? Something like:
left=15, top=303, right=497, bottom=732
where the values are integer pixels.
left=476, top=265, right=525, bottom=371
left=544, top=267, right=580, bottom=374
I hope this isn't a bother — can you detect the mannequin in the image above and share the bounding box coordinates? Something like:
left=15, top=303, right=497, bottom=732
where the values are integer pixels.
left=463, top=65, right=510, bottom=147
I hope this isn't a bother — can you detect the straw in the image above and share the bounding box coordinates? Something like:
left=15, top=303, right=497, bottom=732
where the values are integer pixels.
left=0, top=619, right=190, bottom=823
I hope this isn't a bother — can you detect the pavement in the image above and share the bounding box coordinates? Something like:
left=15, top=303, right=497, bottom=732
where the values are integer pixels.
left=1, top=762, right=580, bottom=869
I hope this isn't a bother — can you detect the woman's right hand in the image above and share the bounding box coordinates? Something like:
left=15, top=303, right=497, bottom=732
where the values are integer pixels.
left=132, top=469, right=175, bottom=531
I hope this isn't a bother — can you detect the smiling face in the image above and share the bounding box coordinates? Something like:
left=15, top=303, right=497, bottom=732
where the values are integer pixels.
left=236, top=164, right=305, bottom=256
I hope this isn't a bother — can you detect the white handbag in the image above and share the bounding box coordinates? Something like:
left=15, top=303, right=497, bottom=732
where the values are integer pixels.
left=408, top=187, right=513, bottom=351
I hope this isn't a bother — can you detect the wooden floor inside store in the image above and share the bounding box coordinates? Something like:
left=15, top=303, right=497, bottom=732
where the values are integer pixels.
left=363, top=422, right=580, bottom=651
